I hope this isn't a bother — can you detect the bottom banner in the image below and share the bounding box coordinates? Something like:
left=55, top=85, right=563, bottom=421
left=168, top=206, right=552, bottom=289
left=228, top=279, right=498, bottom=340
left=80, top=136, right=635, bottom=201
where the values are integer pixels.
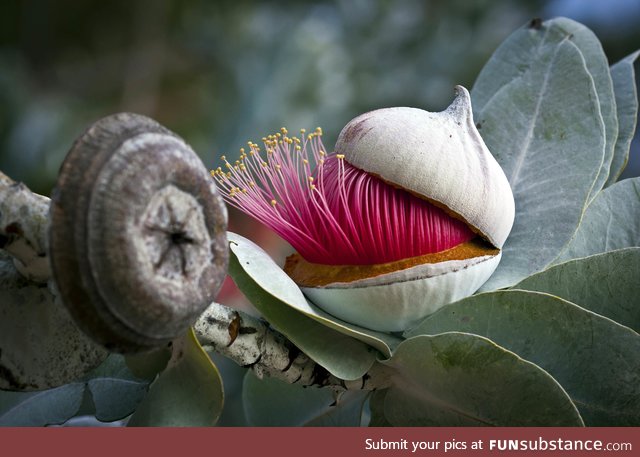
left=1, top=427, right=637, bottom=457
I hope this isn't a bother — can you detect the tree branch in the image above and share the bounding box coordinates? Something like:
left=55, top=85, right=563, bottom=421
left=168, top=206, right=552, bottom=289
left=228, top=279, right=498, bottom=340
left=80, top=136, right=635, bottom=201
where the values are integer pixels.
left=0, top=170, right=391, bottom=392
left=0, top=171, right=51, bottom=283
left=195, top=301, right=391, bottom=391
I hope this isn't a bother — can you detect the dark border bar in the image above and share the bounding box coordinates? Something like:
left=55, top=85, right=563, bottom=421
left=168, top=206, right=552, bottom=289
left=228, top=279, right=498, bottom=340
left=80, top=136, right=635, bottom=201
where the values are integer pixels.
left=1, top=427, right=638, bottom=457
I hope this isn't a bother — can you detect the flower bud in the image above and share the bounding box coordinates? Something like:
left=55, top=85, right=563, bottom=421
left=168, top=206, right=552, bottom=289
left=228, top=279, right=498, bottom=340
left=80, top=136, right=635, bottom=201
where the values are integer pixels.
left=214, top=86, right=514, bottom=332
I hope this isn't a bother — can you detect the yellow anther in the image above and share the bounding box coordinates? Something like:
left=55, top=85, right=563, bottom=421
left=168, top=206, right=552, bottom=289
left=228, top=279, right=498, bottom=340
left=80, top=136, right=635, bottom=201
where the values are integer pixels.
left=308, top=176, right=314, bottom=182
left=315, top=127, right=323, bottom=135
left=240, top=148, right=245, bottom=154
left=225, top=163, right=231, bottom=169
left=336, top=154, right=345, bottom=159
left=319, top=150, right=326, bottom=156
left=295, top=145, right=301, bottom=151
left=270, top=199, right=277, bottom=207
left=275, top=164, right=281, bottom=170
left=249, top=181, right=255, bottom=187
left=221, top=155, right=226, bottom=161
left=303, top=159, right=309, bottom=165
left=310, top=184, right=316, bottom=190
left=280, top=127, right=288, bottom=135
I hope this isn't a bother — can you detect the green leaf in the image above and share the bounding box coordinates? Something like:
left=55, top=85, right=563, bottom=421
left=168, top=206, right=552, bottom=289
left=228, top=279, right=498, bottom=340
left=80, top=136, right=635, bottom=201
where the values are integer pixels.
left=305, top=391, right=369, bottom=426
left=407, top=290, right=640, bottom=425
left=127, top=329, right=224, bottom=427
left=125, top=347, right=172, bottom=381
left=85, top=355, right=149, bottom=422
left=472, top=18, right=605, bottom=289
left=556, top=177, right=640, bottom=262
left=242, top=370, right=368, bottom=426
left=0, top=384, right=85, bottom=426
left=606, top=50, right=640, bottom=186
left=368, top=390, right=392, bottom=426
left=0, top=253, right=107, bottom=391
left=228, top=232, right=399, bottom=380
left=243, top=370, right=331, bottom=426
left=378, top=333, right=583, bottom=426
left=0, top=354, right=148, bottom=426
left=516, top=248, right=640, bottom=333
left=551, top=18, right=618, bottom=200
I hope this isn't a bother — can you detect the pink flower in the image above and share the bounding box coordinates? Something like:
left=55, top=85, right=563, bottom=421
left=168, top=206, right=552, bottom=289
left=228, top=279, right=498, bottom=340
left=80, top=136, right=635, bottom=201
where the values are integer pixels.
left=212, top=127, right=474, bottom=266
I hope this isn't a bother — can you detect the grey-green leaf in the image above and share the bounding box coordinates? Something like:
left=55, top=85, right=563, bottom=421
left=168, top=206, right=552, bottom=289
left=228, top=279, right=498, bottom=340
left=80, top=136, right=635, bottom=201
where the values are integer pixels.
left=305, top=391, right=369, bottom=426
left=551, top=18, right=618, bottom=200
left=516, top=248, right=640, bottom=333
left=242, top=371, right=332, bottom=426
left=242, top=371, right=366, bottom=426
left=407, top=290, right=640, bottom=425
left=472, top=19, right=605, bottom=290
left=606, top=50, right=640, bottom=186
left=378, top=333, right=583, bottom=426
left=228, top=232, right=399, bottom=380
left=0, top=354, right=148, bottom=426
left=556, top=177, right=640, bottom=262
left=85, top=355, right=149, bottom=422
left=0, top=384, right=85, bottom=426
left=127, top=329, right=224, bottom=427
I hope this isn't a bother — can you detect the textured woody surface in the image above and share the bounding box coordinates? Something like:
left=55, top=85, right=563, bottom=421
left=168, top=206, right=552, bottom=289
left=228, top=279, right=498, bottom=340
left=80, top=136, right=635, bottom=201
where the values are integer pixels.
left=49, top=113, right=229, bottom=352
left=0, top=171, right=51, bottom=282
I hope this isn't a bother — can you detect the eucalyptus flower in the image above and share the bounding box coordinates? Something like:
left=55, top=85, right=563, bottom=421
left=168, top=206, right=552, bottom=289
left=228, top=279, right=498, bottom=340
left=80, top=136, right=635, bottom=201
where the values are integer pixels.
left=214, top=86, right=514, bottom=331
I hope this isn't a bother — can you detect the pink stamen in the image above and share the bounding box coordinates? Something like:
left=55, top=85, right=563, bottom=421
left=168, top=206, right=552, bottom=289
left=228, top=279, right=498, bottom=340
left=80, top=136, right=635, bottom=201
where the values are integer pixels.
left=212, top=128, right=474, bottom=265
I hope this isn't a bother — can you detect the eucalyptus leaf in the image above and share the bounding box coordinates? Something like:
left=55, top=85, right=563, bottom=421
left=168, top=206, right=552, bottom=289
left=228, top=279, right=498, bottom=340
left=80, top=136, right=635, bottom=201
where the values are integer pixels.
left=0, top=252, right=107, bottom=391
left=606, top=50, right=640, bottom=186
left=305, top=390, right=369, bottom=427
left=472, top=18, right=605, bottom=290
left=515, top=248, right=640, bottom=333
left=551, top=18, right=618, bottom=199
left=556, top=177, right=640, bottom=262
left=228, top=232, right=399, bottom=377
left=407, top=290, right=640, bottom=425
left=368, top=390, right=392, bottom=426
left=0, top=383, right=85, bottom=426
left=378, top=333, right=583, bottom=426
left=243, top=371, right=334, bottom=426
left=125, top=347, right=172, bottom=381
left=85, top=355, right=149, bottom=422
left=0, top=354, right=148, bottom=426
left=127, top=329, right=224, bottom=427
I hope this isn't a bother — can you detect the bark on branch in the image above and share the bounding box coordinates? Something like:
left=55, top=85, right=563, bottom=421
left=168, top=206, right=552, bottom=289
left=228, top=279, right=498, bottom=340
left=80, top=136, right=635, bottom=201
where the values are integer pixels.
left=0, top=171, right=51, bottom=282
left=0, top=170, right=390, bottom=392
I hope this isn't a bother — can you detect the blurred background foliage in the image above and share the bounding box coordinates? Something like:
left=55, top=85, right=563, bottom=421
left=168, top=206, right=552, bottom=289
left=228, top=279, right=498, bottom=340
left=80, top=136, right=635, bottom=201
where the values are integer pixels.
left=1, top=0, right=639, bottom=304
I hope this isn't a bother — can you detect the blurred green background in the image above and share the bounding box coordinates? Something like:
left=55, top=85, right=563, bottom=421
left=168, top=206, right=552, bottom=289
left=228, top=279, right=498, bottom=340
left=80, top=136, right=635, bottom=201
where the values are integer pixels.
left=2, top=0, right=639, bottom=311
left=2, top=0, right=638, bottom=195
